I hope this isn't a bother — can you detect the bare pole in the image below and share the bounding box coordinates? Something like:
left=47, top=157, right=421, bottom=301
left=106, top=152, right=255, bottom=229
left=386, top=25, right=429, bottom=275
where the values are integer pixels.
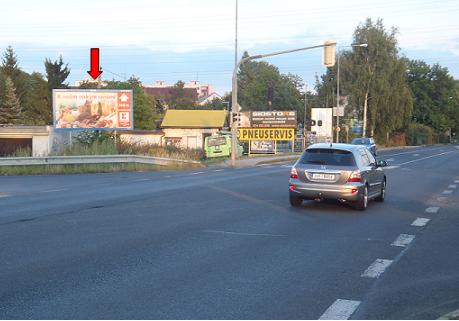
left=235, top=0, right=238, bottom=67
left=336, top=49, right=340, bottom=143
left=303, top=83, right=307, bottom=150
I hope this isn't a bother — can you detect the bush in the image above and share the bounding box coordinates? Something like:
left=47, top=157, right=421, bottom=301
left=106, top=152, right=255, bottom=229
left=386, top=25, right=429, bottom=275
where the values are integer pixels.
left=405, top=123, right=435, bottom=145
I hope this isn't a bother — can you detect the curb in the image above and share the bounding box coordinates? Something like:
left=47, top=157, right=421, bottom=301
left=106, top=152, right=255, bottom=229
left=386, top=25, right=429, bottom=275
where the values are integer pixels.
left=439, top=308, right=459, bottom=320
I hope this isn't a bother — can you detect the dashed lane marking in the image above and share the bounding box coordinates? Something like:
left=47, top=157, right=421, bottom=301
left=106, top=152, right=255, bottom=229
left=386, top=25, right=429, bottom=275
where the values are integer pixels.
left=442, top=190, right=453, bottom=195
left=448, top=184, right=457, bottom=189
left=411, top=217, right=430, bottom=227
left=0, top=193, right=10, bottom=198
left=41, top=188, right=67, bottom=193
left=189, top=172, right=205, bottom=175
left=203, top=230, right=287, bottom=237
left=425, top=206, right=440, bottom=214
left=454, top=180, right=459, bottom=184
left=214, top=169, right=225, bottom=172
left=395, top=151, right=454, bottom=166
left=319, top=299, right=361, bottom=320
left=132, top=178, right=151, bottom=182
left=391, top=234, right=415, bottom=247
left=413, top=153, right=420, bottom=156
left=361, top=258, right=393, bottom=278
left=385, top=158, right=395, bottom=162
left=384, top=165, right=400, bottom=169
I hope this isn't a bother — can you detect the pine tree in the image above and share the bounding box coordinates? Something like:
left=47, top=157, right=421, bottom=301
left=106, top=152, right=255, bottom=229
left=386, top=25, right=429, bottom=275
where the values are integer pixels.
left=1, top=46, right=19, bottom=78
left=45, top=55, right=70, bottom=91
left=0, top=76, right=22, bottom=124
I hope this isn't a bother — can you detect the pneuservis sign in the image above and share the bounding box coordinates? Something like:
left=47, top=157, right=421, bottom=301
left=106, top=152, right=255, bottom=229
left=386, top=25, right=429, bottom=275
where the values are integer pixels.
left=238, top=128, right=295, bottom=141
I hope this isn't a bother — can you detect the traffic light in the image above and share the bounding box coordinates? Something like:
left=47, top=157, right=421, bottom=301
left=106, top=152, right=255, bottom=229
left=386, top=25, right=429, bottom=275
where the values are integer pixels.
left=232, top=112, right=240, bottom=126
left=322, top=41, right=336, bottom=67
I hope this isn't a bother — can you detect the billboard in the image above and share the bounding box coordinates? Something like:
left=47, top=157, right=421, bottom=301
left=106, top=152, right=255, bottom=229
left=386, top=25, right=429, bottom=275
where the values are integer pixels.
left=53, top=89, right=133, bottom=130
left=238, top=128, right=295, bottom=141
left=250, top=140, right=275, bottom=154
left=239, top=111, right=297, bottom=128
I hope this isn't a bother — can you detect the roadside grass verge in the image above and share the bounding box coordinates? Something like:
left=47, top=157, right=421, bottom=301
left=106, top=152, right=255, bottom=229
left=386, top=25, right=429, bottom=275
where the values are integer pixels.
left=0, top=162, right=200, bottom=176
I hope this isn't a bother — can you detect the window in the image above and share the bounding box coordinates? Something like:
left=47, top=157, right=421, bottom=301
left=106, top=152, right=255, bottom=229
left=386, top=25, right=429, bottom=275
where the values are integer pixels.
left=360, top=149, right=371, bottom=166
left=299, top=149, right=356, bottom=166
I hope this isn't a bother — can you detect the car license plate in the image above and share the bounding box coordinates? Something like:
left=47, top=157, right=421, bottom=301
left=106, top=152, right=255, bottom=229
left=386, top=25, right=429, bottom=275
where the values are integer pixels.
left=312, top=173, right=335, bottom=180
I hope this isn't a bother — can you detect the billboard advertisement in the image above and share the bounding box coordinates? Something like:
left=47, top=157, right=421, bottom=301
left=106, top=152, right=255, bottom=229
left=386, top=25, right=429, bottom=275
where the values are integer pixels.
left=238, top=111, right=297, bottom=128
left=53, top=89, right=133, bottom=130
left=250, top=140, right=275, bottom=154
left=238, top=128, right=295, bottom=141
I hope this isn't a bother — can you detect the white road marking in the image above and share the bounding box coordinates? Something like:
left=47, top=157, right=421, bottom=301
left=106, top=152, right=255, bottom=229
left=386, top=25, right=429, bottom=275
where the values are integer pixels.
left=411, top=218, right=430, bottom=227
left=437, top=196, right=447, bottom=202
left=0, top=193, right=10, bottom=198
left=454, top=180, right=459, bottom=184
left=413, top=153, right=420, bottom=157
left=361, top=259, right=393, bottom=278
left=214, top=169, right=225, bottom=172
left=391, top=234, right=415, bottom=247
left=425, top=206, right=440, bottom=214
left=133, top=178, right=150, bottom=182
left=319, top=299, right=361, bottom=320
left=395, top=151, right=453, bottom=166
left=189, top=172, right=205, bottom=175
left=203, top=230, right=287, bottom=237
left=281, top=164, right=293, bottom=168
left=385, top=158, right=395, bottom=162
left=448, top=184, right=457, bottom=189
left=384, top=165, right=400, bottom=169
left=442, top=190, right=453, bottom=195
left=257, top=163, right=270, bottom=167
left=41, top=188, right=67, bottom=193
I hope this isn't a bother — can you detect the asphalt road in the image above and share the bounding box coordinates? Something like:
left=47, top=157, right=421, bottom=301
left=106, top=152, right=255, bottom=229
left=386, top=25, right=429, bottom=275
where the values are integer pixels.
left=0, top=145, right=458, bottom=319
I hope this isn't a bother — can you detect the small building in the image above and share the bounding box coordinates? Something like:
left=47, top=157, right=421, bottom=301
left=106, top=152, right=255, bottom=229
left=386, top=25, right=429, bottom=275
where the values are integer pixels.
left=198, top=92, right=222, bottom=106
left=0, top=126, right=71, bottom=157
left=160, top=110, right=227, bottom=149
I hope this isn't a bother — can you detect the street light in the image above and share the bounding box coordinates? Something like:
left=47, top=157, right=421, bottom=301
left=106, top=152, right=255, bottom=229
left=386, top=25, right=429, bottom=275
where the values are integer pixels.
left=230, top=42, right=336, bottom=167
left=335, top=43, right=367, bottom=143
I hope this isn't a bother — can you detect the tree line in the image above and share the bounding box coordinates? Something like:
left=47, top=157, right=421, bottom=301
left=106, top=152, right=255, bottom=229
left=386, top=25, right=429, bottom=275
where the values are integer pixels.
left=1, top=17, right=458, bottom=144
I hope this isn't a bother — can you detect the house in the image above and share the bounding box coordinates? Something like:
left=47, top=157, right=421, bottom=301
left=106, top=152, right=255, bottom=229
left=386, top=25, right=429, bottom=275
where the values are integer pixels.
left=160, top=110, right=227, bottom=149
left=198, top=92, right=222, bottom=106
left=143, top=80, right=217, bottom=106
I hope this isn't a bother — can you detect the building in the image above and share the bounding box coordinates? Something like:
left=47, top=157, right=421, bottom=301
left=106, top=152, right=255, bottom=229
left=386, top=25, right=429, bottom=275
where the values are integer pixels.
left=0, top=126, right=71, bottom=157
left=198, top=92, right=222, bottom=106
left=160, top=110, right=227, bottom=149
left=143, top=86, right=199, bottom=105
left=143, top=80, right=216, bottom=103
left=183, top=80, right=215, bottom=98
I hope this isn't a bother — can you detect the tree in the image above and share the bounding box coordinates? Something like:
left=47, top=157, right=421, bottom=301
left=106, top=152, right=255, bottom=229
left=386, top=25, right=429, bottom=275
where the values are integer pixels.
left=0, top=76, right=22, bottom=124
left=23, top=72, right=52, bottom=125
left=0, top=46, right=28, bottom=106
left=316, top=18, right=413, bottom=143
left=45, top=55, right=70, bottom=91
left=235, top=51, right=305, bottom=123
left=166, top=80, right=198, bottom=109
left=406, top=60, right=458, bottom=134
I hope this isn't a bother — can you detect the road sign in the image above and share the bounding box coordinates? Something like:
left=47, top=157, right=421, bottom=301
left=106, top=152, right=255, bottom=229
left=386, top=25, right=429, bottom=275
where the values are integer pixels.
left=238, top=128, right=295, bottom=141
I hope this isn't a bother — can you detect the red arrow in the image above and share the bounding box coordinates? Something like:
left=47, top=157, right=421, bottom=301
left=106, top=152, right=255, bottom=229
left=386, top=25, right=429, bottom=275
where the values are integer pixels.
left=87, top=48, right=102, bottom=80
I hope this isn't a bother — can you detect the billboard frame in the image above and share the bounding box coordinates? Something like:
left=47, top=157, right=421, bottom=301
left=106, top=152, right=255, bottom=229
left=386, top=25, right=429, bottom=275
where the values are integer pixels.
left=52, top=89, right=134, bottom=131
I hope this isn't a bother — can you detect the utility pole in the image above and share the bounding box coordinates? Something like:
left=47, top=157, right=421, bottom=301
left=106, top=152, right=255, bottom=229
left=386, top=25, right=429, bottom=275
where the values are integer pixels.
left=336, top=49, right=340, bottom=143
left=230, top=42, right=336, bottom=167
left=303, top=83, right=307, bottom=150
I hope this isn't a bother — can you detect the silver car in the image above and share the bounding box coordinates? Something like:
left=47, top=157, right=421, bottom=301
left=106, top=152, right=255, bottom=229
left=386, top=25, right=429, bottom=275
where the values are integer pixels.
left=289, top=143, right=387, bottom=210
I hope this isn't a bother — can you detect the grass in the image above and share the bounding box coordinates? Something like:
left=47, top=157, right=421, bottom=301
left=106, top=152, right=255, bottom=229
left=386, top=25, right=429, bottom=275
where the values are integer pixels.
left=0, top=162, right=200, bottom=176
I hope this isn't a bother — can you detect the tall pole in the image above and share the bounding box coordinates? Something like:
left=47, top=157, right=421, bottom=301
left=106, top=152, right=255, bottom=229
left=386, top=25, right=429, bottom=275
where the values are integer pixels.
left=303, top=83, right=307, bottom=150
left=336, top=49, right=340, bottom=143
left=235, top=0, right=238, bottom=67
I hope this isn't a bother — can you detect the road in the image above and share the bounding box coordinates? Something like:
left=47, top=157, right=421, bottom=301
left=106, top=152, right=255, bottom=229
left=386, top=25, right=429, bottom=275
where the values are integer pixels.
left=0, top=145, right=458, bottom=319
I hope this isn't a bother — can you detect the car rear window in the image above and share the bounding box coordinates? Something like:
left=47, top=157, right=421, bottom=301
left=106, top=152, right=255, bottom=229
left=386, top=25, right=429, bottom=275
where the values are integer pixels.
left=299, top=148, right=356, bottom=166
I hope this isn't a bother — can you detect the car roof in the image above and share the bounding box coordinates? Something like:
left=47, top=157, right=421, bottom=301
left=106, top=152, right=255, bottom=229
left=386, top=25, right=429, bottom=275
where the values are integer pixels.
left=306, top=143, right=363, bottom=152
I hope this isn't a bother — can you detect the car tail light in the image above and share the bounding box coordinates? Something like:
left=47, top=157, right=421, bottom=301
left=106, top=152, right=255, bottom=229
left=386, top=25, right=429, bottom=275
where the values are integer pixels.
left=347, top=171, right=362, bottom=182
left=290, top=167, right=299, bottom=179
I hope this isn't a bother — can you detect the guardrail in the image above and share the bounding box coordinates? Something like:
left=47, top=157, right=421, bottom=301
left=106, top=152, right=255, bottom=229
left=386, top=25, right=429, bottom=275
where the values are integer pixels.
left=0, top=155, right=202, bottom=167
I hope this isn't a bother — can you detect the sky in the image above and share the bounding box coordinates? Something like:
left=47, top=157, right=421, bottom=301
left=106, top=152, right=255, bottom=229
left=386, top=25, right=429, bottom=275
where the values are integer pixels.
left=1, top=0, right=459, bottom=94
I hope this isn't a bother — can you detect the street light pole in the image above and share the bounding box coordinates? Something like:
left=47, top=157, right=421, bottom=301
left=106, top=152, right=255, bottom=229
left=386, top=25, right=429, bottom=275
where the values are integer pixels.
left=230, top=42, right=336, bottom=167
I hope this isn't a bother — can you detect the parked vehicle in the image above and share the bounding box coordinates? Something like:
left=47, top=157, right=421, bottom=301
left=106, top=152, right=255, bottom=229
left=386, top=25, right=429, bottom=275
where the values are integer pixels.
left=288, top=143, right=387, bottom=210
left=204, top=134, right=243, bottom=158
left=351, top=137, right=377, bottom=157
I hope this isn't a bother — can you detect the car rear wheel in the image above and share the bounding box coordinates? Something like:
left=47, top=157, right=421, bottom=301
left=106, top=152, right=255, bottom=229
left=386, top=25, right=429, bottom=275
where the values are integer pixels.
left=376, top=179, right=386, bottom=202
left=355, top=185, right=368, bottom=211
left=289, top=195, right=303, bottom=207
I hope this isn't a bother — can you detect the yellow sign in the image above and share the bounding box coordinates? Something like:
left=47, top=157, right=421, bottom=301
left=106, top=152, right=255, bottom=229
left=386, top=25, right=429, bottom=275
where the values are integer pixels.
left=238, top=128, right=295, bottom=141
